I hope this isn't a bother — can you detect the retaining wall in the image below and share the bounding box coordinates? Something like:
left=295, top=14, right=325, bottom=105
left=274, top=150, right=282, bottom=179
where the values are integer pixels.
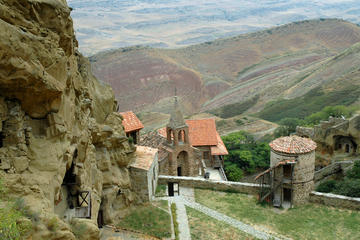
left=158, top=175, right=261, bottom=195
left=309, top=191, right=360, bottom=210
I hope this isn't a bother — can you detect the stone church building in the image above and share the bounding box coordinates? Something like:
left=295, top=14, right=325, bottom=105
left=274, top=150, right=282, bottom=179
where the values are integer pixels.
left=155, top=98, right=228, bottom=177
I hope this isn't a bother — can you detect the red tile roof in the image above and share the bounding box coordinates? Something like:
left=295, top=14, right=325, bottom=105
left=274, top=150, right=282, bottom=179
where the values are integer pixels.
left=211, top=132, right=229, bottom=155
left=120, top=111, right=144, bottom=133
left=130, top=146, right=158, bottom=170
left=269, top=135, right=317, bottom=155
left=158, top=118, right=221, bottom=148
left=186, top=119, right=218, bottom=146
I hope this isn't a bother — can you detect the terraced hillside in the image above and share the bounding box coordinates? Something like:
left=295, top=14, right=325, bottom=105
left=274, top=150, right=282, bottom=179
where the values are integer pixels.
left=91, top=19, right=360, bottom=120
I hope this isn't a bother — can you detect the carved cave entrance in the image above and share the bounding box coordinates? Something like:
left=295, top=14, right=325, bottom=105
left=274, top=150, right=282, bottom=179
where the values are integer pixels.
left=56, top=150, right=91, bottom=220
left=334, top=136, right=357, bottom=154
left=177, top=151, right=189, bottom=176
left=0, top=131, right=4, bottom=148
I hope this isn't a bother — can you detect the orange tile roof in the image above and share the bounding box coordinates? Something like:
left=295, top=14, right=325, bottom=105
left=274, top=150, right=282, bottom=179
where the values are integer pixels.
left=186, top=119, right=218, bottom=146
left=158, top=118, right=219, bottom=147
left=130, top=146, right=158, bottom=170
left=211, top=132, right=229, bottom=155
left=269, top=135, right=317, bottom=155
left=120, top=111, right=144, bottom=133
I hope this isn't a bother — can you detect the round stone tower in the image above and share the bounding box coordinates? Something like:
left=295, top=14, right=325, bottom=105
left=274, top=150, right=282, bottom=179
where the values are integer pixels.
left=269, top=135, right=317, bottom=207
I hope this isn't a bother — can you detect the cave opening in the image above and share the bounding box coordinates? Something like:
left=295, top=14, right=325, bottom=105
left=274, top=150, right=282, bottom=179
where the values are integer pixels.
left=63, top=162, right=77, bottom=186
left=0, top=131, right=4, bottom=148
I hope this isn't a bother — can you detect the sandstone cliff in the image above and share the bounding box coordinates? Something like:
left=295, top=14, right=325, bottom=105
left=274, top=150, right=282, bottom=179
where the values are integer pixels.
left=0, top=0, right=137, bottom=239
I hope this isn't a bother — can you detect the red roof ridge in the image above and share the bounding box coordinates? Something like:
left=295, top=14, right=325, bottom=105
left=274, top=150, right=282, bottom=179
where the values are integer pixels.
left=120, top=111, right=144, bottom=133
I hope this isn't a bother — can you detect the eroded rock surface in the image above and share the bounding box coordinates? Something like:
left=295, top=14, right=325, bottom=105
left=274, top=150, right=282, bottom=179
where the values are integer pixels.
left=0, top=0, right=137, bottom=239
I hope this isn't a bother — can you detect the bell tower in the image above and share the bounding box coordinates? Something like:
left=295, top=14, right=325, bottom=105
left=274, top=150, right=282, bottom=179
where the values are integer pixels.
left=161, top=94, right=197, bottom=177
left=166, top=96, right=189, bottom=146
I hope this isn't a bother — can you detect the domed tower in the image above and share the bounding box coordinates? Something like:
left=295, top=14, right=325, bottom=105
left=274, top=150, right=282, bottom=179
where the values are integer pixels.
left=164, top=97, right=197, bottom=176
left=256, top=135, right=317, bottom=208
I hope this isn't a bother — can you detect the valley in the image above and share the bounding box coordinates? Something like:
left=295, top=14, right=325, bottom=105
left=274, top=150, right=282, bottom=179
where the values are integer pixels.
left=91, top=19, right=360, bottom=131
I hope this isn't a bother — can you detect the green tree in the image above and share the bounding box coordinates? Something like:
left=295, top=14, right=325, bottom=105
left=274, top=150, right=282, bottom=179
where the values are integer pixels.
left=274, top=118, right=303, bottom=137
left=224, top=163, right=244, bottom=181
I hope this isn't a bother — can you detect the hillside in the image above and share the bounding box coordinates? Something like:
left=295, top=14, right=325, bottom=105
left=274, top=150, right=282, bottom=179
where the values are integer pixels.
left=91, top=19, right=360, bottom=120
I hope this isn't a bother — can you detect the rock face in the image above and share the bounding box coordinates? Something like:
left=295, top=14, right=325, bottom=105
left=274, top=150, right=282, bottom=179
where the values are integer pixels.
left=0, top=0, right=137, bottom=239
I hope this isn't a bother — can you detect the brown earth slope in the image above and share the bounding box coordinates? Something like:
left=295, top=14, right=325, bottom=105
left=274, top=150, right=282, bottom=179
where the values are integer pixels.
left=91, top=19, right=360, bottom=116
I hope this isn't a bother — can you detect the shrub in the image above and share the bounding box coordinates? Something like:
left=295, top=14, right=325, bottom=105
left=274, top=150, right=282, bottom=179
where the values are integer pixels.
left=224, top=163, right=244, bottom=181
left=0, top=179, right=32, bottom=240
left=333, top=179, right=360, bottom=198
left=171, top=203, right=179, bottom=240
left=346, top=161, right=360, bottom=179
left=47, top=216, right=58, bottom=232
left=316, top=180, right=337, bottom=193
left=222, top=131, right=270, bottom=176
left=71, top=222, right=87, bottom=239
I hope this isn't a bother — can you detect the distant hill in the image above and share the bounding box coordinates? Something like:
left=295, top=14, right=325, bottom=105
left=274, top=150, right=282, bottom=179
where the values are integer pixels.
left=90, top=19, right=360, bottom=122
left=68, top=0, right=360, bottom=55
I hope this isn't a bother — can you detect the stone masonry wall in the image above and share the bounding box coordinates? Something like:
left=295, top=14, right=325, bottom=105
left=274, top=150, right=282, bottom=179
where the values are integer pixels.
left=158, top=175, right=261, bottom=195
left=309, top=191, right=360, bottom=210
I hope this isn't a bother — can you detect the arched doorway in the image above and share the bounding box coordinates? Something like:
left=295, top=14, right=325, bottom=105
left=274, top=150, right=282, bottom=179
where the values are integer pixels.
left=177, top=151, right=189, bottom=176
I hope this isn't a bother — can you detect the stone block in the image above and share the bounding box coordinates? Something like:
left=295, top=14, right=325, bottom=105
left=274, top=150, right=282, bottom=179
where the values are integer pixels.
left=12, top=156, right=29, bottom=173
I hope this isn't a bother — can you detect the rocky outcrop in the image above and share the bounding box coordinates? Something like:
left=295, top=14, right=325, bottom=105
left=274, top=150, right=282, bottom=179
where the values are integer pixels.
left=0, top=0, right=137, bottom=239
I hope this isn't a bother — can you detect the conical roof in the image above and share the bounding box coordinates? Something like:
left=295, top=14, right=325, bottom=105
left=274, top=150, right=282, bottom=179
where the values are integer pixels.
left=269, top=135, right=317, bottom=154
left=167, top=97, right=186, bottom=129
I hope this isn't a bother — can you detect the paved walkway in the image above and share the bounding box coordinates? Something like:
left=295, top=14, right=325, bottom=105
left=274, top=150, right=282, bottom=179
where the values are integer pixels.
left=205, top=167, right=224, bottom=181
left=183, top=199, right=281, bottom=240
left=170, top=196, right=191, bottom=240
left=157, top=186, right=284, bottom=240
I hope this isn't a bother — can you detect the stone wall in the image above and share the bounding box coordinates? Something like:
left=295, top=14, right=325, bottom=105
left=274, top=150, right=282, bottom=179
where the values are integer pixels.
left=314, top=160, right=355, bottom=186
left=129, top=153, right=159, bottom=202
left=158, top=175, right=261, bottom=195
left=309, top=191, right=360, bottom=210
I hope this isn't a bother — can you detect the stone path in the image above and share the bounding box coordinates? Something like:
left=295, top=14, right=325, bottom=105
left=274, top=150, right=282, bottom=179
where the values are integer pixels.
left=183, top=199, right=282, bottom=240
left=156, top=186, right=285, bottom=240
left=169, top=196, right=191, bottom=240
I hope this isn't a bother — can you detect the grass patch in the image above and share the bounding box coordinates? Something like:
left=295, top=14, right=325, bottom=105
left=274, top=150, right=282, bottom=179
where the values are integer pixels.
left=186, top=206, right=256, bottom=240
left=257, top=86, right=360, bottom=122
left=171, top=203, right=179, bottom=240
left=153, top=200, right=169, bottom=211
left=117, top=203, right=171, bottom=239
left=155, top=184, right=167, bottom=197
left=195, top=189, right=360, bottom=240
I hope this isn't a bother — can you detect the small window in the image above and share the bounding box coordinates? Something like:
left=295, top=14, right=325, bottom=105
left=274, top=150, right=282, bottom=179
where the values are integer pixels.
left=203, top=151, right=209, bottom=159
left=283, top=165, right=292, bottom=178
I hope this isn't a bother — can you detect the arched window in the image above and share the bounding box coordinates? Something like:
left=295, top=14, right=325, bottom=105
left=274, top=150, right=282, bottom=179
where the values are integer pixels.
left=178, top=130, right=186, bottom=143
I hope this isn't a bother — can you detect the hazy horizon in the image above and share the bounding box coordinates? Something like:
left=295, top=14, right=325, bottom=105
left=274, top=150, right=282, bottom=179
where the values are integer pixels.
left=68, top=0, right=360, bottom=56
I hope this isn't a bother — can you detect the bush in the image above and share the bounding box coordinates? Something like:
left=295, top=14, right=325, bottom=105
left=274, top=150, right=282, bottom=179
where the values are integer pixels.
left=0, top=179, right=32, bottom=240
left=316, top=163, right=360, bottom=197
left=333, top=179, right=360, bottom=198
left=224, top=164, right=244, bottom=181
left=346, top=161, right=360, bottom=179
left=316, top=180, right=337, bottom=193
left=222, top=131, right=270, bottom=177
